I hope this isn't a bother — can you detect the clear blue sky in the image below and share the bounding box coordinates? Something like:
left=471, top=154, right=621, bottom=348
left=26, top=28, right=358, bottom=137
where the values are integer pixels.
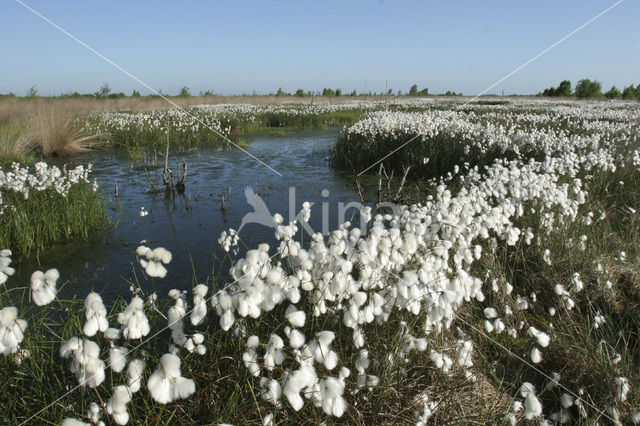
left=1, top=0, right=638, bottom=96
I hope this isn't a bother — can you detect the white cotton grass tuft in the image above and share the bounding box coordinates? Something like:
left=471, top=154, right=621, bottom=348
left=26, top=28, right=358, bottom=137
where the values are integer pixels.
left=283, top=365, right=318, bottom=411
left=127, top=358, right=145, bottom=393
left=318, top=376, right=347, bottom=417
left=483, top=307, right=498, bottom=319
left=530, top=346, right=542, bottom=364
left=456, top=339, right=474, bottom=375
left=561, top=393, right=574, bottom=409
left=549, top=408, right=572, bottom=424
left=83, top=292, right=109, bottom=337
left=262, top=412, right=274, bottom=426
left=429, top=350, right=453, bottom=373
left=0, top=306, right=28, bottom=355
left=218, top=228, right=239, bottom=252
left=117, top=296, right=150, bottom=340
left=308, top=331, right=338, bottom=370
left=527, top=326, right=550, bottom=347
left=106, top=385, right=132, bottom=425
left=166, top=290, right=205, bottom=354
left=285, top=326, right=306, bottom=349
left=104, top=327, right=121, bottom=341
left=572, top=272, right=584, bottom=292
left=88, top=401, right=101, bottom=423
left=219, top=308, right=235, bottom=331
left=615, top=376, right=630, bottom=403
left=259, top=377, right=282, bottom=406
left=243, top=335, right=261, bottom=377
left=147, top=353, right=195, bottom=404
left=61, top=419, right=90, bottom=426
left=30, top=268, right=59, bottom=306
left=190, top=284, right=209, bottom=326
left=355, top=349, right=370, bottom=372
left=285, top=304, right=306, bottom=328
left=594, top=313, right=606, bottom=329
left=136, top=245, right=172, bottom=278
left=415, top=392, right=438, bottom=425
left=264, top=333, right=285, bottom=371
left=0, top=249, right=15, bottom=285
left=109, top=346, right=129, bottom=373
left=520, top=382, right=543, bottom=420
left=183, top=333, right=206, bottom=355
left=59, top=337, right=105, bottom=388
left=607, top=406, right=621, bottom=424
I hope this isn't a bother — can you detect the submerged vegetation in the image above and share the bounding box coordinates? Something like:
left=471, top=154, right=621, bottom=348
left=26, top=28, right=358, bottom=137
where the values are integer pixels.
left=0, top=98, right=639, bottom=424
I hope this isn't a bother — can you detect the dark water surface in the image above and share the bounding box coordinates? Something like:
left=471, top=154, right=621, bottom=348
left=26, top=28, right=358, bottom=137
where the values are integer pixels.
left=11, top=128, right=376, bottom=302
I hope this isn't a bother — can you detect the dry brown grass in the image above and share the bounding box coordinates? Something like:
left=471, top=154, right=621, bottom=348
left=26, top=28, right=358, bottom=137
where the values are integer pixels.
left=0, top=122, right=36, bottom=161
left=28, top=103, right=100, bottom=157
left=0, top=100, right=102, bottom=158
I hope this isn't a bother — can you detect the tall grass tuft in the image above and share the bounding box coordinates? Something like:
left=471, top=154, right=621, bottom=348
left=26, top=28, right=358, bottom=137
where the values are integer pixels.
left=0, top=122, right=36, bottom=163
left=29, top=104, right=100, bottom=157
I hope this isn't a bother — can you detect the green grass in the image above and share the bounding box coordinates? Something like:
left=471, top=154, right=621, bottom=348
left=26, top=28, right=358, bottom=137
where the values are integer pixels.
left=454, top=164, right=640, bottom=422
left=332, top=129, right=519, bottom=179
left=0, top=122, right=36, bottom=163
left=0, top=180, right=109, bottom=257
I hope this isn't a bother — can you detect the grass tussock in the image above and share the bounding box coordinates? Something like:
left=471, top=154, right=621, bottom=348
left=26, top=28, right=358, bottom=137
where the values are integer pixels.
left=0, top=122, right=36, bottom=163
left=29, top=104, right=100, bottom=157
left=0, top=100, right=101, bottom=161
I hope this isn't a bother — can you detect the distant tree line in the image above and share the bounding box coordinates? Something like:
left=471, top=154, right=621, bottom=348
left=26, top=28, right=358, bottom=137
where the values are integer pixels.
left=8, top=80, right=638, bottom=100
left=540, top=79, right=640, bottom=100
left=0, top=83, right=466, bottom=99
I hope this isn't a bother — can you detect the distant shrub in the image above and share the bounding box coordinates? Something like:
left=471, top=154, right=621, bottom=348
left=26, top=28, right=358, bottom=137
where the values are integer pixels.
left=575, top=79, right=603, bottom=99
left=542, top=80, right=571, bottom=97
left=604, top=86, right=622, bottom=99
left=622, top=85, right=639, bottom=100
